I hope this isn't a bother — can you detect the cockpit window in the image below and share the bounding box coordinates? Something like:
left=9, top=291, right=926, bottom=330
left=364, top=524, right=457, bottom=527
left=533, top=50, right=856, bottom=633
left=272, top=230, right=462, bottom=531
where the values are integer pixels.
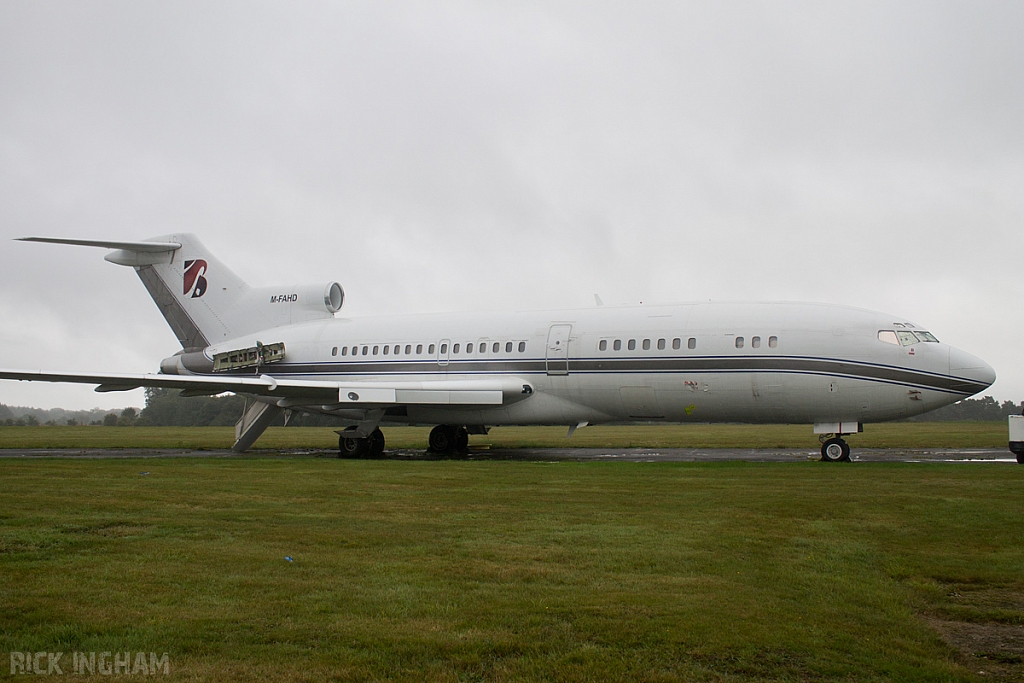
left=896, top=331, right=919, bottom=346
left=878, top=330, right=899, bottom=345
left=914, top=331, right=939, bottom=343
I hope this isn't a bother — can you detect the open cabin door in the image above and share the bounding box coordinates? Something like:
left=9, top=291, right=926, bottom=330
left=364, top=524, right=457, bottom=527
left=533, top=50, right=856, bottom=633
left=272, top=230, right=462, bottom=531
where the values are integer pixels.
left=546, top=324, right=572, bottom=375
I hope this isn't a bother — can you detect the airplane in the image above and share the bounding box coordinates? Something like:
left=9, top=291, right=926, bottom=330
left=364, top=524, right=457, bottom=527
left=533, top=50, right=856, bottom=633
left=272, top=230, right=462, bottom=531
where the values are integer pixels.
left=0, top=234, right=996, bottom=462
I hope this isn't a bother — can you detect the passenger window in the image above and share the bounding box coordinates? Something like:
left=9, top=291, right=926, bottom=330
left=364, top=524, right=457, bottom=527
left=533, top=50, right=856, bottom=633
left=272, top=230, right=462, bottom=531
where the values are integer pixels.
left=878, top=330, right=899, bottom=345
left=896, top=331, right=918, bottom=346
left=341, top=347, right=348, bottom=356
left=628, top=339, right=636, bottom=350
left=642, top=339, right=651, bottom=350
left=480, top=342, right=486, bottom=353
left=405, top=345, right=412, bottom=354
left=416, top=344, right=423, bottom=354
left=453, top=343, right=460, bottom=353
left=493, top=342, right=499, bottom=353
left=439, top=343, right=446, bottom=354
left=672, top=338, right=681, bottom=350
left=735, top=337, right=744, bottom=349
left=613, top=340, right=622, bottom=351
left=599, top=340, right=607, bottom=351
left=373, top=346, right=379, bottom=355
left=331, top=347, right=338, bottom=357
left=658, top=339, right=666, bottom=350
left=688, top=338, right=696, bottom=349
left=383, top=345, right=389, bottom=355
left=752, top=336, right=761, bottom=349
left=768, top=336, right=778, bottom=348
left=362, top=346, right=369, bottom=355
left=518, top=341, right=526, bottom=352
left=466, top=343, right=472, bottom=354
left=505, top=342, right=513, bottom=353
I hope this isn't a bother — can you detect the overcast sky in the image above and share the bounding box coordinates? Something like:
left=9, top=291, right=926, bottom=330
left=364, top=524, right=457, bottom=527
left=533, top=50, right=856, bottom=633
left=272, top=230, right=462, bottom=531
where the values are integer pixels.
left=1, top=0, right=1022, bottom=411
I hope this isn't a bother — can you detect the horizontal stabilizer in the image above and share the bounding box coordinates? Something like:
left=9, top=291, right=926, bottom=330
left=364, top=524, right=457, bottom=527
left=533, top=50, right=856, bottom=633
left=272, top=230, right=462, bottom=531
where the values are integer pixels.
left=16, top=237, right=181, bottom=252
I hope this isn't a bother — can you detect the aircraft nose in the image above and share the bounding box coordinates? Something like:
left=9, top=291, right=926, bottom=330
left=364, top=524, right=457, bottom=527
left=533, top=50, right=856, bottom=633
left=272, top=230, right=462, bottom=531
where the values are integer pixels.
left=948, top=347, right=996, bottom=394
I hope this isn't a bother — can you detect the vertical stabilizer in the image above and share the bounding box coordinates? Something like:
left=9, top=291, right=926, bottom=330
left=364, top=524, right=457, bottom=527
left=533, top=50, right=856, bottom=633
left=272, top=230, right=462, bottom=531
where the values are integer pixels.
left=129, top=234, right=252, bottom=349
left=18, top=234, right=341, bottom=351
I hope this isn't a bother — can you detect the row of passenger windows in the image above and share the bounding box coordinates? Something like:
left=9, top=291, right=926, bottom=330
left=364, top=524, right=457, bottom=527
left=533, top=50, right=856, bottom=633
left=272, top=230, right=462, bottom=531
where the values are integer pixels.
left=598, top=335, right=778, bottom=352
left=600, top=337, right=693, bottom=352
left=445, top=341, right=528, bottom=355
left=330, top=341, right=528, bottom=357
left=734, top=335, right=779, bottom=349
left=877, top=330, right=939, bottom=346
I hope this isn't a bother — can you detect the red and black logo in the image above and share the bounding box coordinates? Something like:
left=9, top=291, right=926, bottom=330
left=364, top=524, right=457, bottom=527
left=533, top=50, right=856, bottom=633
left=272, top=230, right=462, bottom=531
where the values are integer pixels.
left=183, top=259, right=208, bottom=298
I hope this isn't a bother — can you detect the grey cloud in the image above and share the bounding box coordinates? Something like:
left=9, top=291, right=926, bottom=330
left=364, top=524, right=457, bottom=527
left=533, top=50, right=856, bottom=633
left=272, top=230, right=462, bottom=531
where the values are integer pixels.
left=1, top=0, right=1022, bottom=409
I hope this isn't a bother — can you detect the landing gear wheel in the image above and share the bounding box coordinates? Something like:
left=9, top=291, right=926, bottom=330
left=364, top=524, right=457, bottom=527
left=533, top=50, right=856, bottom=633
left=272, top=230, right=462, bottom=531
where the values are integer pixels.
left=338, top=427, right=386, bottom=458
left=338, top=434, right=369, bottom=459
left=428, top=425, right=457, bottom=454
left=428, top=425, right=469, bottom=455
left=367, top=427, right=386, bottom=459
left=454, top=426, right=469, bottom=453
left=820, top=437, right=851, bottom=463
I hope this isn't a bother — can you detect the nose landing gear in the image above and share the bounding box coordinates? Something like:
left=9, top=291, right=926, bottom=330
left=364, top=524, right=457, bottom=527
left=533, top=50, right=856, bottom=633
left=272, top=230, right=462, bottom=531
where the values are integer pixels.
left=819, top=435, right=851, bottom=462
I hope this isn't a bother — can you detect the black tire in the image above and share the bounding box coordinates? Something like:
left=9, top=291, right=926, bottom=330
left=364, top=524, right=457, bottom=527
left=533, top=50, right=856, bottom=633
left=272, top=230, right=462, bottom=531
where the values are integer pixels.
left=338, top=434, right=369, bottom=459
left=820, top=437, right=851, bottom=463
left=454, top=426, right=469, bottom=453
left=367, top=427, right=386, bottom=458
left=428, top=425, right=457, bottom=454
left=1018, top=452, right=1024, bottom=465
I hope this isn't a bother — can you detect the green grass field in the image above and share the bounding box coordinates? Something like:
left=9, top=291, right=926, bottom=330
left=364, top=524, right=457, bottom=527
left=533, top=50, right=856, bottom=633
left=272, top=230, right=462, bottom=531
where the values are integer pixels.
left=2, top=458, right=1022, bottom=681
left=0, top=421, right=1011, bottom=451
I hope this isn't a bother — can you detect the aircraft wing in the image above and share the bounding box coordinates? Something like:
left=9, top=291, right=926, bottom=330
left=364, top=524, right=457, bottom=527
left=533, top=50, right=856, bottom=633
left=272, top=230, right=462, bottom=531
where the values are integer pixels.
left=0, top=369, right=530, bottom=406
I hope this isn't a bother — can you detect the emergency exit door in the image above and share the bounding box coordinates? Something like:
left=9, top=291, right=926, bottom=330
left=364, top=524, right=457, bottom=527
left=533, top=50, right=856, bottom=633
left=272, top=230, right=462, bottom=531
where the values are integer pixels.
left=546, top=324, right=572, bottom=375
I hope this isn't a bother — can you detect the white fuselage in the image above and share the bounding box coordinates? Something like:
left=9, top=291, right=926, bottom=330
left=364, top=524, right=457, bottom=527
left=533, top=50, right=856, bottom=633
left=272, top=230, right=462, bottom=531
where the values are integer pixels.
left=194, top=301, right=995, bottom=429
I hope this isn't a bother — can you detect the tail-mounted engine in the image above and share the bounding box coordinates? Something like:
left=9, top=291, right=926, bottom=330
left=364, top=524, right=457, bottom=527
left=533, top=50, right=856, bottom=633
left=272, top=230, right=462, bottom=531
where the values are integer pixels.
left=248, top=281, right=345, bottom=327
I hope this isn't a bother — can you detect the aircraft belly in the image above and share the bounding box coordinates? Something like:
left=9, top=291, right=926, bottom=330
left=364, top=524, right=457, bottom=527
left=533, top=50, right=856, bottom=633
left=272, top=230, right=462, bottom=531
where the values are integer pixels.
left=544, top=371, right=941, bottom=425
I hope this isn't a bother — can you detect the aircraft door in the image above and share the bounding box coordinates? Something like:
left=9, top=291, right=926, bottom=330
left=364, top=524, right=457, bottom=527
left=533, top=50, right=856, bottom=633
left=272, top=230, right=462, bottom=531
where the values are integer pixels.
left=546, top=324, right=572, bottom=375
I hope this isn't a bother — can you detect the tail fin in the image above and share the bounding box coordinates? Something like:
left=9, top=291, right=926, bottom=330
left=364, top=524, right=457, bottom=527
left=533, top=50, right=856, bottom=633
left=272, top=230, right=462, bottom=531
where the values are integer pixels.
left=132, top=234, right=251, bottom=349
left=18, top=234, right=343, bottom=350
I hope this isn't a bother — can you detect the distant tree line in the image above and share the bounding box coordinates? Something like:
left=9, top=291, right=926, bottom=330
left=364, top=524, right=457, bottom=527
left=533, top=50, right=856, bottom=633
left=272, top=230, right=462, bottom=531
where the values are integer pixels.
left=0, top=403, right=124, bottom=426
left=135, top=388, right=344, bottom=427
left=3, top=393, right=1022, bottom=427
left=906, top=395, right=1024, bottom=422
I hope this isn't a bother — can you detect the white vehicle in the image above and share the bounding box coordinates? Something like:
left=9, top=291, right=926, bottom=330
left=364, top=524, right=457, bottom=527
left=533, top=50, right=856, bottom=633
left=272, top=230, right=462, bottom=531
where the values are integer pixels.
left=1009, top=415, right=1024, bottom=464
left=1, top=235, right=996, bottom=462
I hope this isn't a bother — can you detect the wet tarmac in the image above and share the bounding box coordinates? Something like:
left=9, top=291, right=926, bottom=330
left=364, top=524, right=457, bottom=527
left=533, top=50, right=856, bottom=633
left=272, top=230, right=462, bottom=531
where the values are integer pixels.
left=0, top=447, right=1018, bottom=463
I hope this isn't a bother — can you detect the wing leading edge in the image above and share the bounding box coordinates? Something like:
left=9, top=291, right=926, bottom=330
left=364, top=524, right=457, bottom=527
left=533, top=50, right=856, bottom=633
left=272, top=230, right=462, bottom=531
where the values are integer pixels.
left=0, top=369, right=530, bottom=407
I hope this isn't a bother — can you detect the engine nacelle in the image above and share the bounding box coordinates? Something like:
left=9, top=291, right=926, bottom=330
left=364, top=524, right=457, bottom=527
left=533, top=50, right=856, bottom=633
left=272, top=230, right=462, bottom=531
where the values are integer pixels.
left=258, top=282, right=344, bottom=313
left=247, top=281, right=345, bottom=327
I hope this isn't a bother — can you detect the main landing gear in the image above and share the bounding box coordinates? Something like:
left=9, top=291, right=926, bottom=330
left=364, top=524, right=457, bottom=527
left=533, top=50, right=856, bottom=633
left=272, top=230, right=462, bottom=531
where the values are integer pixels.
left=336, top=424, right=473, bottom=458
left=338, top=427, right=386, bottom=459
left=819, top=435, right=852, bottom=463
left=428, top=424, right=469, bottom=455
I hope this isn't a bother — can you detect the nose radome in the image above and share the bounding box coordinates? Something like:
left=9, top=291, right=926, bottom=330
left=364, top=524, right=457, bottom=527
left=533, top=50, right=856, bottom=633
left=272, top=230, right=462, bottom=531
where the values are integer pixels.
left=948, top=347, right=996, bottom=392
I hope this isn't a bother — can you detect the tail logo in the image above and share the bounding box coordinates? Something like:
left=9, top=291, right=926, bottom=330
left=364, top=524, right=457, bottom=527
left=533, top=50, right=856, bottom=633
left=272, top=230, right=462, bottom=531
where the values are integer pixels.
left=183, top=259, right=208, bottom=298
